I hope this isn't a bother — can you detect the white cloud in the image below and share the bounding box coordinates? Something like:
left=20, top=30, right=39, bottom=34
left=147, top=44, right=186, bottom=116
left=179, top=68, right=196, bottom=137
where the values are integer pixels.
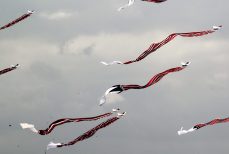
left=40, top=11, right=75, bottom=20
left=0, top=38, right=60, bottom=68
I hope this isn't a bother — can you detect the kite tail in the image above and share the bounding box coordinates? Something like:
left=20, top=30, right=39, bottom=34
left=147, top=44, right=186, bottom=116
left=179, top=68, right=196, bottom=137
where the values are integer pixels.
left=47, top=112, right=126, bottom=150
left=177, top=127, right=197, bottom=135
left=0, top=64, right=20, bottom=76
left=0, top=10, right=34, bottom=31
left=101, top=26, right=221, bottom=66
left=21, top=109, right=120, bottom=135
left=20, top=123, right=39, bottom=133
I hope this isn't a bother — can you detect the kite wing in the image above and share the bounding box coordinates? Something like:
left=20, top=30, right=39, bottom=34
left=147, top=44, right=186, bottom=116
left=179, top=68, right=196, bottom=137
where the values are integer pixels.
left=0, top=64, right=19, bottom=76
left=20, top=109, right=120, bottom=135
left=0, top=10, right=34, bottom=31
left=100, top=62, right=190, bottom=106
left=101, top=26, right=222, bottom=66
left=47, top=112, right=126, bottom=150
left=178, top=117, right=229, bottom=135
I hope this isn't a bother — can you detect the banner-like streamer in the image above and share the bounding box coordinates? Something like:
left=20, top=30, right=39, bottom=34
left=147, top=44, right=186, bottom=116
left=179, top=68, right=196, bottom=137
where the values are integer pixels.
left=0, top=64, right=19, bottom=76
left=47, top=112, right=126, bottom=150
left=20, top=109, right=120, bottom=135
left=178, top=117, right=229, bottom=135
left=0, top=10, right=34, bottom=31
left=100, top=62, right=190, bottom=106
left=101, top=26, right=222, bottom=66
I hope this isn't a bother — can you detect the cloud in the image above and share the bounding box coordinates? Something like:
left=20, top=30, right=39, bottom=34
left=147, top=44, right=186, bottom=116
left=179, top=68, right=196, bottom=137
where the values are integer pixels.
left=39, top=11, right=75, bottom=20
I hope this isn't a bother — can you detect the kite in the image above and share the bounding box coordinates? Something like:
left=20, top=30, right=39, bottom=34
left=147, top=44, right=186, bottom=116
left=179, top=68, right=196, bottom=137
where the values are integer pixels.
left=20, top=109, right=120, bottom=135
left=100, top=62, right=190, bottom=106
left=118, top=0, right=166, bottom=11
left=101, top=26, right=222, bottom=66
left=0, top=10, right=34, bottom=31
left=0, top=64, right=19, bottom=76
left=178, top=117, right=229, bottom=135
left=47, top=112, right=126, bottom=150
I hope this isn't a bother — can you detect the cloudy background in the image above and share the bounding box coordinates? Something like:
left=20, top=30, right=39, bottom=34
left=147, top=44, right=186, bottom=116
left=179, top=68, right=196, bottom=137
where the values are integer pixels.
left=0, top=0, right=228, bottom=154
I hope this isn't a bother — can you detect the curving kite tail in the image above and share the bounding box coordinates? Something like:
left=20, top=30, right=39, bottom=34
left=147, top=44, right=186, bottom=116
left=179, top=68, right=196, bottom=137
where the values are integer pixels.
left=101, top=26, right=222, bottom=66
left=0, top=64, right=19, bottom=76
left=0, top=10, right=34, bottom=31
left=100, top=62, right=190, bottom=106
left=47, top=112, right=126, bottom=150
left=178, top=117, right=229, bottom=135
left=20, top=109, right=120, bottom=135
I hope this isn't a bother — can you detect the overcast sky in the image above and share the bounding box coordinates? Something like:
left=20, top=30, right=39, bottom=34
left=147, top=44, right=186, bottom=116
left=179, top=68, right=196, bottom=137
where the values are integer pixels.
left=0, top=0, right=229, bottom=154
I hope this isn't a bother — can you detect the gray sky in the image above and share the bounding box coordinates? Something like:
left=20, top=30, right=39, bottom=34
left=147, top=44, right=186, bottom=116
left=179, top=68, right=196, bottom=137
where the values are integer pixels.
left=0, top=0, right=229, bottom=154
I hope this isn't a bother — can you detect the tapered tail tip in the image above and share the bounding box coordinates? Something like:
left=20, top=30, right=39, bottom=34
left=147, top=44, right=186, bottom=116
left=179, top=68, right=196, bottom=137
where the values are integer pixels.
left=47, top=142, right=61, bottom=150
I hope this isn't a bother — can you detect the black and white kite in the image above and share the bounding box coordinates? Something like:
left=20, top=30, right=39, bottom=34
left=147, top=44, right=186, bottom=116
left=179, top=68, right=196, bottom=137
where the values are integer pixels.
left=178, top=117, right=229, bottom=135
left=100, top=62, right=190, bottom=106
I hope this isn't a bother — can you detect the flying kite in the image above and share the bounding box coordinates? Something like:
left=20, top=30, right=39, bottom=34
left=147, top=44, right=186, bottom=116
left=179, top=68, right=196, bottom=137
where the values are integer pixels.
left=100, top=62, right=190, bottom=106
left=20, top=109, right=120, bottom=135
left=47, top=112, right=126, bottom=150
left=101, top=26, right=222, bottom=66
left=0, top=64, right=19, bottom=76
left=118, top=0, right=166, bottom=11
left=178, top=117, right=229, bottom=135
left=0, top=10, right=34, bottom=31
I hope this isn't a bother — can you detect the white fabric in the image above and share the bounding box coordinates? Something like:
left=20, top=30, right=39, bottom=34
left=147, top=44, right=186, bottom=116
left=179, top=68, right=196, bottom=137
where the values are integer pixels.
left=181, top=61, right=191, bottom=67
left=100, top=61, right=123, bottom=66
left=20, top=123, right=38, bottom=133
left=112, top=108, right=120, bottom=112
left=177, top=127, right=196, bottom=135
left=118, top=0, right=135, bottom=11
left=213, top=25, right=222, bottom=31
left=99, top=95, right=106, bottom=106
left=117, top=112, right=126, bottom=117
left=11, top=64, right=19, bottom=68
left=99, top=87, right=120, bottom=106
left=47, top=142, right=61, bottom=150
left=27, top=10, right=35, bottom=14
